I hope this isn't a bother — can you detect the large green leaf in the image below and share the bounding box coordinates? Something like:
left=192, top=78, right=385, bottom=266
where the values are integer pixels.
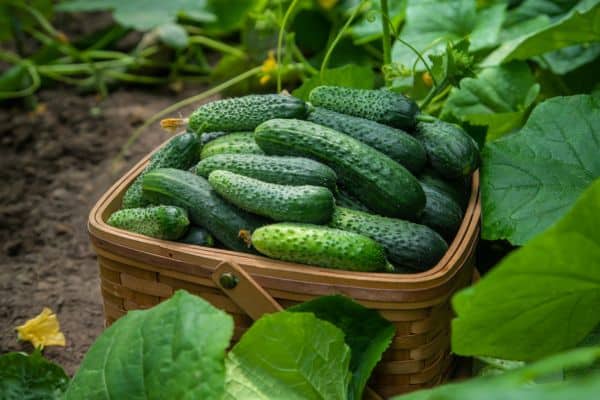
left=0, top=351, right=69, bottom=400
left=64, top=291, right=233, bottom=400
left=481, top=94, right=600, bottom=244
left=537, top=43, right=600, bottom=74
left=290, top=296, right=395, bottom=400
left=292, top=64, right=375, bottom=100
left=392, top=0, right=505, bottom=70
left=452, top=180, right=600, bottom=360
left=442, top=61, right=539, bottom=140
left=204, top=0, right=267, bottom=35
left=224, top=312, right=351, bottom=400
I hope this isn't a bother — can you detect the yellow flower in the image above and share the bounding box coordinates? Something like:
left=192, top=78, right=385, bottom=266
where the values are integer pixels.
left=422, top=71, right=433, bottom=87
left=318, top=0, right=338, bottom=10
left=16, top=308, right=66, bottom=349
left=259, top=51, right=278, bottom=85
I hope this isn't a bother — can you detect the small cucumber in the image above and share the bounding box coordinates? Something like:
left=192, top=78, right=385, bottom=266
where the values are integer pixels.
left=418, top=182, right=464, bottom=239
left=178, top=226, right=214, bottom=247
left=122, top=132, right=200, bottom=209
left=200, top=132, right=264, bottom=160
left=307, top=107, right=426, bottom=173
left=189, top=94, right=308, bottom=133
left=195, top=154, right=337, bottom=191
left=199, top=131, right=228, bottom=146
left=107, top=206, right=189, bottom=240
left=335, top=188, right=371, bottom=213
left=329, top=207, right=448, bottom=271
left=251, top=223, right=389, bottom=272
left=419, top=169, right=469, bottom=210
left=308, top=86, right=419, bottom=129
left=208, top=170, right=335, bottom=224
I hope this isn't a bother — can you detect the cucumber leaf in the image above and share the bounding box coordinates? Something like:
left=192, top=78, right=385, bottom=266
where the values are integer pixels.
left=442, top=61, right=540, bottom=140
left=290, top=295, right=395, bottom=400
left=292, top=64, right=375, bottom=100
left=0, top=350, right=69, bottom=400
left=452, top=179, right=600, bottom=360
left=64, top=291, right=233, bottom=400
left=224, top=312, right=351, bottom=400
left=156, top=23, right=189, bottom=50
left=481, top=94, right=600, bottom=244
left=537, top=43, right=600, bottom=75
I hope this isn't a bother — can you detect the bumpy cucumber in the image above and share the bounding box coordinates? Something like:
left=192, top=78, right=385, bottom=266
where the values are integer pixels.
left=415, top=119, right=479, bottom=178
left=189, top=94, right=308, bottom=133
left=335, top=188, right=371, bottom=212
left=199, top=131, right=228, bottom=146
left=107, top=206, right=189, bottom=240
left=122, top=132, right=200, bottom=209
left=307, top=107, right=426, bottom=173
left=329, top=207, right=448, bottom=271
left=251, top=223, right=388, bottom=272
left=142, top=168, right=266, bottom=253
left=254, top=119, right=425, bottom=219
left=419, top=182, right=464, bottom=239
left=200, top=132, right=264, bottom=160
left=208, top=170, right=335, bottom=224
left=308, top=86, right=419, bottom=129
left=419, top=169, right=468, bottom=210
left=195, top=154, right=337, bottom=191
left=178, top=225, right=214, bottom=247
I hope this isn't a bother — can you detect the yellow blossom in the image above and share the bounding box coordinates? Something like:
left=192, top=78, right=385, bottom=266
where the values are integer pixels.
left=16, top=308, right=66, bottom=349
left=422, top=71, right=433, bottom=87
left=259, top=51, right=278, bottom=85
left=318, top=0, right=338, bottom=10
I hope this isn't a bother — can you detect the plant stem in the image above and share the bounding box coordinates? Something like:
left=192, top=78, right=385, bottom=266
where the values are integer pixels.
left=420, top=77, right=448, bottom=110
left=0, top=62, right=41, bottom=100
left=397, top=37, right=437, bottom=87
left=380, top=0, right=392, bottom=66
left=291, top=42, right=318, bottom=75
left=277, top=0, right=301, bottom=92
left=188, top=36, right=246, bottom=59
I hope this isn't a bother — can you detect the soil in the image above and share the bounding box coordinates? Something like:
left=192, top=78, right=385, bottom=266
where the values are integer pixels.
left=0, top=87, right=208, bottom=375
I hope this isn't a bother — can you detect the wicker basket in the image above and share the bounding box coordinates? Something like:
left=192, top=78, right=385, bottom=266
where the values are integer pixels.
left=89, top=142, right=480, bottom=398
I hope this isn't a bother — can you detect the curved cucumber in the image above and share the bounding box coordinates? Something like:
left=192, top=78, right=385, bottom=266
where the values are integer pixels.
left=208, top=170, right=334, bottom=224
left=122, top=132, right=200, bottom=209
left=307, top=107, right=426, bottom=173
left=308, top=86, right=419, bottom=129
left=178, top=225, right=214, bottom=247
left=419, top=182, right=464, bottom=239
left=195, top=154, right=337, bottom=191
left=329, top=207, right=448, bottom=271
left=189, top=94, right=308, bottom=133
left=251, top=223, right=388, bottom=272
left=254, top=119, right=425, bottom=219
left=141, top=168, right=266, bottom=253
left=199, top=131, right=228, bottom=146
left=200, top=132, right=264, bottom=160
left=107, top=206, right=189, bottom=240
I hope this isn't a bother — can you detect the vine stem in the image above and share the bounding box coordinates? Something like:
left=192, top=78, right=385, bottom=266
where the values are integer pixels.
left=188, top=36, right=246, bottom=59
left=277, top=0, right=301, bottom=92
left=419, top=77, right=448, bottom=110
left=380, top=0, right=392, bottom=66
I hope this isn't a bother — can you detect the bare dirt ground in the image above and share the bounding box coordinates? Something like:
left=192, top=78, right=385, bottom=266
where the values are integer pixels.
left=0, top=87, right=203, bottom=374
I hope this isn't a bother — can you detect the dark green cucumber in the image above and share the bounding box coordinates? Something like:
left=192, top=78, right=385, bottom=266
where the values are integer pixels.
left=307, top=107, right=426, bottom=173
left=122, top=132, right=200, bottom=209
left=208, top=170, right=334, bottom=224
left=329, top=207, right=448, bottom=271
left=195, top=154, right=337, bottom=191
left=200, top=132, right=264, bottom=159
left=251, top=223, right=388, bottom=272
left=178, top=225, right=214, bottom=247
left=415, top=119, right=479, bottom=178
left=418, top=182, right=464, bottom=239
left=141, top=168, right=266, bottom=253
left=419, top=169, right=469, bottom=210
left=189, top=94, right=308, bottom=133
left=254, top=119, right=425, bottom=219
left=107, top=205, right=189, bottom=240
left=308, top=86, right=419, bottom=129
left=199, top=131, right=228, bottom=146
left=335, top=188, right=371, bottom=213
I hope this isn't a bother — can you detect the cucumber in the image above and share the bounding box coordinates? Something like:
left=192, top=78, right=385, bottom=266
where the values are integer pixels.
left=307, top=107, right=426, bottom=173
left=254, top=119, right=425, bottom=219
left=122, top=132, right=200, bottom=209
left=419, top=182, right=464, bottom=239
left=251, top=223, right=388, bottom=272
left=329, top=207, right=448, bottom=271
left=107, top=206, right=189, bottom=240
left=208, top=170, right=335, bottom=224
left=195, top=154, right=337, bottom=191
left=178, top=225, right=214, bottom=247
left=415, top=119, right=479, bottom=178
left=419, top=169, right=468, bottom=210
left=141, top=168, right=266, bottom=253
left=335, top=188, right=371, bottom=213
left=308, top=86, right=419, bottom=129
left=199, top=131, right=228, bottom=146
left=200, top=132, right=264, bottom=160
left=189, top=94, right=308, bottom=133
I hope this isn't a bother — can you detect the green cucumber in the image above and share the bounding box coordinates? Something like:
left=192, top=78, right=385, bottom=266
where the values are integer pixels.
left=335, top=188, right=371, bottom=213
left=189, top=94, right=308, bottom=133
left=419, top=182, right=464, bottom=239
left=251, top=223, right=388, bottom=272
left=107, top=206, right=189, bottom=240
left=308, top=86, right=419, bottom=129
left=415, top=119, right=479, bottom=178
left=419, top=169, right=469, bottom=210
left=141, top=168, right=266, bottom=253
left=200, top=132, right=264, bottom=159
left=178, top=226, right=214, bottom=247
left=254, top=119, right=425, bottom=219
left=307, top=107, right=426, bottom=173
left=329, top=207, right=448, bottom=271
left=195, top=154, right=337, bottom=191
left=199, top=131, right=228, bottom=146
left=208, top=170, right=334, bottom=224
left=122, top=132, right=200, bottom=209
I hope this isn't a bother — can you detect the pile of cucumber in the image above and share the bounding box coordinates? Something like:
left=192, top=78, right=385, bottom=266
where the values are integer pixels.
left=108, top=87, right=479, bottom=273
